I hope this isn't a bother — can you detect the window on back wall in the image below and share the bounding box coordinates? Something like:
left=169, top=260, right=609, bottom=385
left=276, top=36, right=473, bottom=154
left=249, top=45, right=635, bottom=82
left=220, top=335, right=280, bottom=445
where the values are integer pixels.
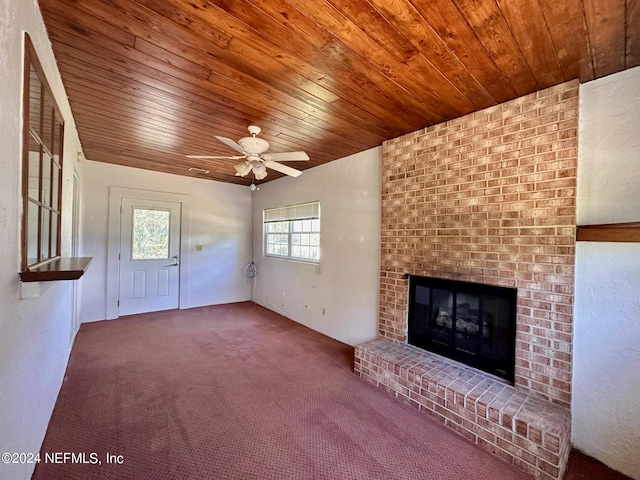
left=22, top=34, right=64, bottom=271
left=264, top=202, right=320, bottom=263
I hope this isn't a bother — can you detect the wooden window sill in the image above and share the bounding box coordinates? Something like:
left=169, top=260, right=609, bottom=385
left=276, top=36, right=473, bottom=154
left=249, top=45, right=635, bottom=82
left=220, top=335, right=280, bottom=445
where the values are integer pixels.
left=576, top=222, right=640, bottom=243
left=19, top=257, right=93, bottom=282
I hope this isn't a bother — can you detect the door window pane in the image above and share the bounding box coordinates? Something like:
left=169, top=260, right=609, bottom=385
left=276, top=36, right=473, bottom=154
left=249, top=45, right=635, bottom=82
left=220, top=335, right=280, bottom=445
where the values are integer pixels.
left=131, top=207, right=171, bottom=260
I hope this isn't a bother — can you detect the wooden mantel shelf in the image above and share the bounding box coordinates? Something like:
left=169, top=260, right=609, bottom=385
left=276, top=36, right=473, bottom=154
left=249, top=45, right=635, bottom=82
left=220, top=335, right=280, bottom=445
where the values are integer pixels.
left=19, top=257, right=93, bottom=282
left=576, top=222, right=640, bottom=243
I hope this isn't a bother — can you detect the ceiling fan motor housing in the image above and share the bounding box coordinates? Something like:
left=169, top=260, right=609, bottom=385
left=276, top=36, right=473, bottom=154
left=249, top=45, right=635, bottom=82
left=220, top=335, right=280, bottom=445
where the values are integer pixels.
left=238, top=136, right=270, bottom=154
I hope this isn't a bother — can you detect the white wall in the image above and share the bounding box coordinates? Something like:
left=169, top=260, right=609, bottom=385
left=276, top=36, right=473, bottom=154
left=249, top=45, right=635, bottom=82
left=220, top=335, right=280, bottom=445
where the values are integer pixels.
left=573, top=66, right=640, bottom=480
left=0, top=1, right=86, bottom=479
left=80, top=161, right=252, bottom=322
left=251, top=147, right=381, bottom=346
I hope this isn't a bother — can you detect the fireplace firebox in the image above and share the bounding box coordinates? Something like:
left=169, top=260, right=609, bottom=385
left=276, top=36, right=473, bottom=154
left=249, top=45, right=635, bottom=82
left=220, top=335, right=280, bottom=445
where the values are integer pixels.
left=408, top=276, right=517, bottom=382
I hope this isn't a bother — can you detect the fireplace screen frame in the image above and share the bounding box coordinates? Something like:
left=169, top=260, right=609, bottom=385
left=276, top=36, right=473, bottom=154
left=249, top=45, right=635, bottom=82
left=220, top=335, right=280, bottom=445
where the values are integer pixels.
left=408, top=276, right=517, bottom=383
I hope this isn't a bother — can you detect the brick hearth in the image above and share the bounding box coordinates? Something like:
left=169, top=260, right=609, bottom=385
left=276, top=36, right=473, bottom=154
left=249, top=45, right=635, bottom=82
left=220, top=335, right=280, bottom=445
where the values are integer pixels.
left=356, top=80, right=578, bottom=480
left=355, top=339, right=570, bottom=480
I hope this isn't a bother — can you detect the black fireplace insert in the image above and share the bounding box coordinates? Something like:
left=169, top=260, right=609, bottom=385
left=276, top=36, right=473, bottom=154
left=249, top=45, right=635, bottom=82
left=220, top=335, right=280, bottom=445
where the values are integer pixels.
left=408, top=276, right=517, bottom=382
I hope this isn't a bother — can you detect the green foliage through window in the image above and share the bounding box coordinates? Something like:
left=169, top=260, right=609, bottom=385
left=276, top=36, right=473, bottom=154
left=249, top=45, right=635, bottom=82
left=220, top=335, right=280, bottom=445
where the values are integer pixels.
left=132, top=208, right=170, bottom=260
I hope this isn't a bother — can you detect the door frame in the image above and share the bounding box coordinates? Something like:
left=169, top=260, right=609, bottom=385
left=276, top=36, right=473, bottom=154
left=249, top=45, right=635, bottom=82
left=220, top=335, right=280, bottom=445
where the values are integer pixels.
left=106, top=187, right=190, bottom=320
left=71, top=170, right=81, bottom=343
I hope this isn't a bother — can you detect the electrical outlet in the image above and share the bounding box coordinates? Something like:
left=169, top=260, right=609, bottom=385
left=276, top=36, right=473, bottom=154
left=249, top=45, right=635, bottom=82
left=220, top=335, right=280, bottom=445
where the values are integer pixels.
left=195, top=244, right=203, bottom=251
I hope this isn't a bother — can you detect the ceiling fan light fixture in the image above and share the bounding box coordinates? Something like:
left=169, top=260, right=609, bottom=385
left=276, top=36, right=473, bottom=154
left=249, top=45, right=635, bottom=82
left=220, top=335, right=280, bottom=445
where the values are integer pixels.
left=252, top=163, right=268, bottom=180
left=234, top=161, right=252, bottom=177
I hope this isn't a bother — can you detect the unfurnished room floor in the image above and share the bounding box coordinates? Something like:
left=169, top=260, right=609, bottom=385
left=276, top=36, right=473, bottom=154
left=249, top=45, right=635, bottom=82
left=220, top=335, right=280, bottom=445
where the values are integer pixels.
left=32, top=303, right=629, bottom=480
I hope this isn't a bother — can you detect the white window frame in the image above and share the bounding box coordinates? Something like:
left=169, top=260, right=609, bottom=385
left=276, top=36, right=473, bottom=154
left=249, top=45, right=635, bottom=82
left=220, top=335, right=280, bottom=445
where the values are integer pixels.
left=263, top=202, right=320, bottom=263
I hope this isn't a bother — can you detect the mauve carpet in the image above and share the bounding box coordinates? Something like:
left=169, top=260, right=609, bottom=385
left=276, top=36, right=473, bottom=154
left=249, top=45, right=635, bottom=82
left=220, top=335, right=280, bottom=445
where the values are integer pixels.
left=32, top=302, right=534, bottom=480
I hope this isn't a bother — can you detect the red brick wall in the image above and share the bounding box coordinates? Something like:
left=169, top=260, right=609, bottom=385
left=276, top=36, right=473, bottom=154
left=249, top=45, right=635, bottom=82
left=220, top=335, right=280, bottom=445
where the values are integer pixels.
left=379, top=81, right=578, bottom=406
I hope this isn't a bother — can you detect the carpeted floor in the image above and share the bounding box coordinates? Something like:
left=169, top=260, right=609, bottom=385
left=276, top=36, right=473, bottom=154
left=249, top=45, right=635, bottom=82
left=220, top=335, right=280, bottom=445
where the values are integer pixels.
left=32, top=303, right=629, bottom=480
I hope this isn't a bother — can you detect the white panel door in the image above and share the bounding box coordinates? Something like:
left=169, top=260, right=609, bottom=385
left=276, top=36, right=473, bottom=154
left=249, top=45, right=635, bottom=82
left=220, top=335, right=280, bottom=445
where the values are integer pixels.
left=118, top=197, right=181, bottom=316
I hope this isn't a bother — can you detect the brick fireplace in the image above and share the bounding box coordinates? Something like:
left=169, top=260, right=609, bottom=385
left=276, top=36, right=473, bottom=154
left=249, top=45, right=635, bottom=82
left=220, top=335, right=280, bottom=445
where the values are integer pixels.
left=355, top=81, right=578, bottom=480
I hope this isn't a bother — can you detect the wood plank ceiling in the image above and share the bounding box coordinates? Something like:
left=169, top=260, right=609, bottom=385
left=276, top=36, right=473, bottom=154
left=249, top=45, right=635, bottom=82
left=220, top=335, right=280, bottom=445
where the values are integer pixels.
left=38, top=0, right=640, bottom=185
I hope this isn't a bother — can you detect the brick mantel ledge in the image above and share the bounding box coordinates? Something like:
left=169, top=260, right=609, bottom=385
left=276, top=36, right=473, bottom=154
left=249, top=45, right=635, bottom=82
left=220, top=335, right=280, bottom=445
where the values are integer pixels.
left=354, top=338, right=571, bottom=480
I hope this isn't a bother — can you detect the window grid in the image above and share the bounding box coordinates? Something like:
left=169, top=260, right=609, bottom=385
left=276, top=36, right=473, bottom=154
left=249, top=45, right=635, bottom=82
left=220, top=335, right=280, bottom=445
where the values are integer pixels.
left=264, top=203, right=320, bottom=263
left=22, top=34, right=64, bottom=270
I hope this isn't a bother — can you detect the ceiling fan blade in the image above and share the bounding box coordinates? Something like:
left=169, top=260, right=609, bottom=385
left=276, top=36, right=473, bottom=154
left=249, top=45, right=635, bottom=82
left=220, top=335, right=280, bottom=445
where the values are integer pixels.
left=186, top=155, right=246, bottom=159
left=215, top=135, right=246, bottom=154
left=264, top=160, right=302, bottom=177
left=264, top=151, right=309, bottom=162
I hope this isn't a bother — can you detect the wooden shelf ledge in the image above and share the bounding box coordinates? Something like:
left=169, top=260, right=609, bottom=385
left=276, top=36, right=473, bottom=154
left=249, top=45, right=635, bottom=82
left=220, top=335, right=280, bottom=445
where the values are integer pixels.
left=19, top=257, right=93, bottom=282
left=576, top=222, right=640, bottom=243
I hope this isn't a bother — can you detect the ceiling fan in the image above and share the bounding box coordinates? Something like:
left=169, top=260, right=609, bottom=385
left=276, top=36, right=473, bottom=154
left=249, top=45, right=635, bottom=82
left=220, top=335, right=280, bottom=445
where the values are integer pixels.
left=186, top=125, right=309, bottom=180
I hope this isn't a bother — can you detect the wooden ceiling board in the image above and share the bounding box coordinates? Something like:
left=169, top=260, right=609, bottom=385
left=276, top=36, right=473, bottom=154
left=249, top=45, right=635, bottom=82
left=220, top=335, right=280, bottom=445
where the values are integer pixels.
left=51, top=29, right=374, bottom=149
left=495, top=0, right=564, bottom=88
left=69, top=78, right=348, bottom=164
left=628, top=0, right=640, bottom=67
left=203, top=0, right=451, bottom=127
left=36, top=0, right=639, bottom=185
left=536, top=0, right=589, bottom=82
left=181, top=0, right=453, bottom=123
left=451, top=0, right=540, bottom=95
left=133, top=0, right=427, bottom=132
left=58, top=67, right=245, bottom=134
left=392, top=0, right=518, bottom=103
left=235, top=0, right=422, bottom=123
left=67, top=103, right=217, bottom=151
left=288, top=0, right=481, bottom=118
left=583, top=0, right=627, bottom=78
left=62, top=71, right=369, bottom=166
left=153, top=3, right=428, bottom=147
left=83, top=148, right=253, bottom=184
left=366, top=0, right=498, bottom=107
left=39, top=0, right=137, bottom=47
left=187, top=1, right=462, bottom=127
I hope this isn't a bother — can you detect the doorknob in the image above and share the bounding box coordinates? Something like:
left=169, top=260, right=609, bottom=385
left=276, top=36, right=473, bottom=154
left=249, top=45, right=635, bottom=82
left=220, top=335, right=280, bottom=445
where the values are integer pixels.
left=165, top=255, right=179, bottom=267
